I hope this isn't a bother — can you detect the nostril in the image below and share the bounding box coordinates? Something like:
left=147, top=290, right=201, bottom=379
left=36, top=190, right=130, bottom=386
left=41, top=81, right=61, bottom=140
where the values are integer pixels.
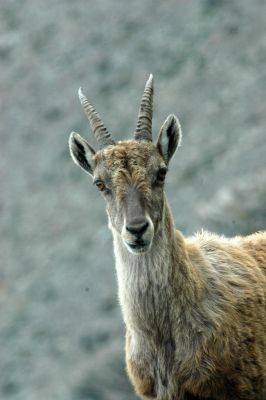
left=126, top=221, right=149, bottom=236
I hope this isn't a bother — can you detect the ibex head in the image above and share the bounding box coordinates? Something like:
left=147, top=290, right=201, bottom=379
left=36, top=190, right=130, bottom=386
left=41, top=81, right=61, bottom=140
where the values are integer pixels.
left=69, top=75, right=182, bottom=254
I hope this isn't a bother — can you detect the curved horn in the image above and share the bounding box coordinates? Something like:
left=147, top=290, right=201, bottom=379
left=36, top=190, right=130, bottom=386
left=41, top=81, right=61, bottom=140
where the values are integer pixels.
left=78, top=88, right=115, bottom=149
left=134, top=74, right=154, bottom=142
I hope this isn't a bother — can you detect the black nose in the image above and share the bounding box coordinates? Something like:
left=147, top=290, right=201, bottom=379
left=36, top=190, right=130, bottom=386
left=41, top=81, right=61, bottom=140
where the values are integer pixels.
left=126, top=221, right=149, bottom=237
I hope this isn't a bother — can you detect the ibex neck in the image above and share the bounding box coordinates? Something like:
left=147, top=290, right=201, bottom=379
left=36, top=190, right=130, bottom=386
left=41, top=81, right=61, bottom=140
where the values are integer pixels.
left=112, top=195, right=199, bottom=334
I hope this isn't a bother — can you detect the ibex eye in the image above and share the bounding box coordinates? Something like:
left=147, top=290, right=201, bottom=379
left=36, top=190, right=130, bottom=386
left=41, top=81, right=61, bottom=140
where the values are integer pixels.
left=157, top=167, right=168, bottom=182
left=94, top=180, right=106, bottom=191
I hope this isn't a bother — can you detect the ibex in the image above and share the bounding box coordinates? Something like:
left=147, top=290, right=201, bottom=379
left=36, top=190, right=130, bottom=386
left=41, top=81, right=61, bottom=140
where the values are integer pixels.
left=69, top=75, right=266, bottom=400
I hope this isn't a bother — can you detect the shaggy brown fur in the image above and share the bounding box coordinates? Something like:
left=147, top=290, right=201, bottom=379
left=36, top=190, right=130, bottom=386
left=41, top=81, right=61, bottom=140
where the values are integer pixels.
left=123, top=196, right=266, bottom=399
left=69, top=80, right=266, bottom=400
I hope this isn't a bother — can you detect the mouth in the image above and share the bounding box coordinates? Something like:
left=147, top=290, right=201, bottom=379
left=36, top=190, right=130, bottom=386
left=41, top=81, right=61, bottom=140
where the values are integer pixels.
left=125, top=239, right=150, bottom=254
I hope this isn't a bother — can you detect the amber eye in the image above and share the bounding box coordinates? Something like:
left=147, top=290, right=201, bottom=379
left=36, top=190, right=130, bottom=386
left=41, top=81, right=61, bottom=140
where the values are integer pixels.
left=157, top=167, right=167, bottom=182
left=94, top=180, right=106, bottom=191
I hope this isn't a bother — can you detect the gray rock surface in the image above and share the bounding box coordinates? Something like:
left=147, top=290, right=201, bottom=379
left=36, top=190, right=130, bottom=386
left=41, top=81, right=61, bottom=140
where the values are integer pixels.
left=1, top=0, right=266, bottom=399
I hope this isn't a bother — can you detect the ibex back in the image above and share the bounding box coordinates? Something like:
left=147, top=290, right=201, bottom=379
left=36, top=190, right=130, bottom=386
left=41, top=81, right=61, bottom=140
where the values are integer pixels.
left=69, top=75, right=266, bottom=400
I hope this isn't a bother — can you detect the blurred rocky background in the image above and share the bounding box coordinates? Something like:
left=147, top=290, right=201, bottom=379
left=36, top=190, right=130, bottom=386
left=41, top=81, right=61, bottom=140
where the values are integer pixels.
left=1, top=0, right=266, bottom=399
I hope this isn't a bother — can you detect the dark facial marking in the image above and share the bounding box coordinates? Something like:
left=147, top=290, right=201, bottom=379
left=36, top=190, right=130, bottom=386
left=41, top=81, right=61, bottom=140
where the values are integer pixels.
left=124, top=186, right=146, bottom=225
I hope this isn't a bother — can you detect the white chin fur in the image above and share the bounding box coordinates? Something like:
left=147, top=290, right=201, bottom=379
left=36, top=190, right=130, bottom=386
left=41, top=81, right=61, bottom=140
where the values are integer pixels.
left=124, top=241, right=152, bottom=255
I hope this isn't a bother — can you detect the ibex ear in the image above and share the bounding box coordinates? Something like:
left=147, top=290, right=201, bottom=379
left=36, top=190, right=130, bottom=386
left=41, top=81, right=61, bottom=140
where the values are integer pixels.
left=69, top=132, right=96, bottom=176
left=156, top=114, right=182, bottom=164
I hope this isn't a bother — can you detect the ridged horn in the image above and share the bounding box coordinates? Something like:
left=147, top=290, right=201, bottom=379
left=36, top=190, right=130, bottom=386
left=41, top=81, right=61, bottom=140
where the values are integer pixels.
left=134, top=74, right=154, bottom=142
left=78, top=87, right=115, bottom=149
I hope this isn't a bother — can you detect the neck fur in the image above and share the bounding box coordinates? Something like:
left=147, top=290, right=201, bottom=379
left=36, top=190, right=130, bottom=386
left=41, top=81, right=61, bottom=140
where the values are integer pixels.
left=111, top=194, right=202, bottom=336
